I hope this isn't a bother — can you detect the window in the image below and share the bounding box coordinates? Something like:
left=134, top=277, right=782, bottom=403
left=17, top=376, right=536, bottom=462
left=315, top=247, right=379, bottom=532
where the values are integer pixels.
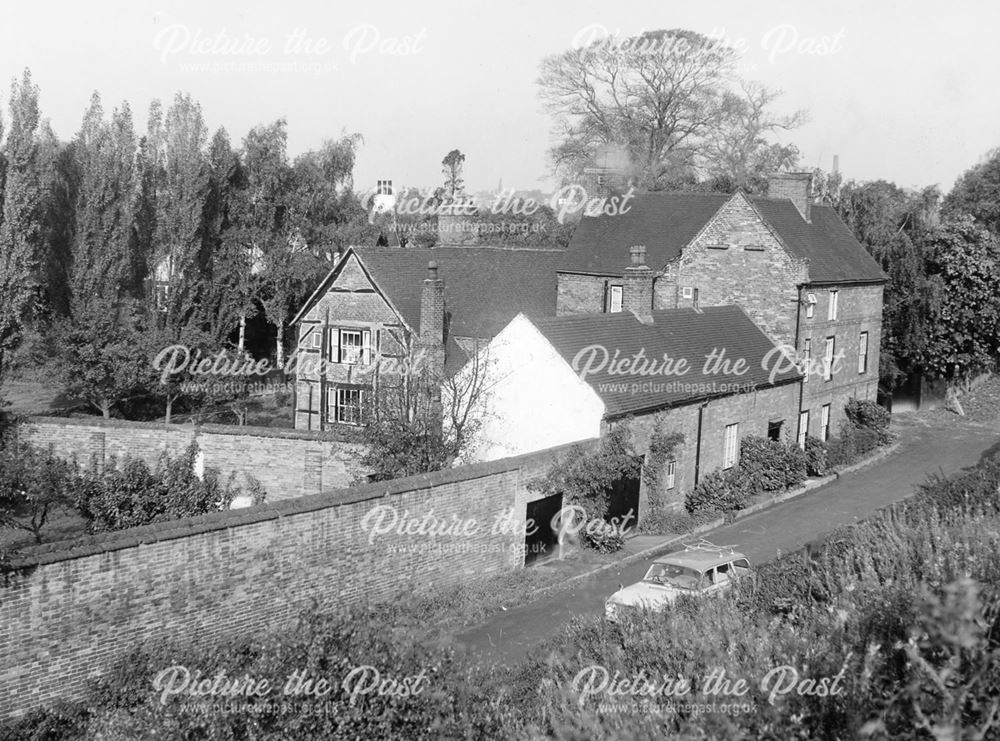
left=376, top=179, right=393, bottom=196
left=665, top=460, right=676, bottom=490
left=823, top=337, right=835, bottom=381
left=330, top=387, right=364, bottom=425
left=858, top=331, right=869, bottom=374
left=828, top=290, right=839, bottom=321
left=311, top=329, right=322, bottom=349
left=329, top=328, right=372, bottom=365
left=820, top=404, right=831, bottom=442
left=798, top=410, right=809, bottom=449
left=682, top=286, right=693, bottom=299
left=723, top=423, right=739, bottom=469
left=692, top=288, right=700, bottom=310
left=608, top=285, right=623, bottom=313
left=805, top=293, right=816, bottom=319
left=802, top=338, right=812, bottom=383
left=767, top=420, right=783, bottom=442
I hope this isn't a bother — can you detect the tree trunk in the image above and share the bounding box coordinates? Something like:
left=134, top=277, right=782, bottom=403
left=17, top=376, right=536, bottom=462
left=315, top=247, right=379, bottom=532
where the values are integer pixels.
left=275, top=320, right=284, bottom=369
left=238, top=313, right=246, bottom=353
left=165, top=396, right=173, bottom=424
left=101, top=403, right=111, bottom=419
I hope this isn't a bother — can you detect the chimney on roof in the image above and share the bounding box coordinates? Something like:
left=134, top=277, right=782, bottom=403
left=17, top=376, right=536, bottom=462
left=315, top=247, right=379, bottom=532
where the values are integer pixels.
left=420, top=261, right=445, bottom=355
left=768, top=172, right=813, bottom=223
left=622, top=245, right=654, bottom=320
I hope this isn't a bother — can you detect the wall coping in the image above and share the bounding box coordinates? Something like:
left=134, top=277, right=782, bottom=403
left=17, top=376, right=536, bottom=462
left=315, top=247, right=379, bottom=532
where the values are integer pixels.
left=0, top=437, right=600, bottom=573
left=25, top=415, right=363, bottom=444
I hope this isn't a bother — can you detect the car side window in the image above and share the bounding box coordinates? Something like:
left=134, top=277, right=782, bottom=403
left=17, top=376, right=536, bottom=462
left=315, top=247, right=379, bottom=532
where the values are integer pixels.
left=716, top=562, right=731, bottom=584
left=732, top=559, right=750, bottom=577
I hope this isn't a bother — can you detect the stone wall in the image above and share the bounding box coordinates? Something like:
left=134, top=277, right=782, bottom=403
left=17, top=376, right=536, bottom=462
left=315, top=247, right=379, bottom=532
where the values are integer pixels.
left=616, top=380, right=803, bottom=512
left=23, top=416, right=368, bottom=501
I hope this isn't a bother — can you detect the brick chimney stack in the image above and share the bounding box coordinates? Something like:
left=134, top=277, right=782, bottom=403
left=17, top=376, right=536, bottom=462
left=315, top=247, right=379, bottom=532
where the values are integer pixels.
left=768, top=172, right=813, bottom=222
left=623, top=245, right=654, bottom=319
left=420, top=261, right=445, bottom=350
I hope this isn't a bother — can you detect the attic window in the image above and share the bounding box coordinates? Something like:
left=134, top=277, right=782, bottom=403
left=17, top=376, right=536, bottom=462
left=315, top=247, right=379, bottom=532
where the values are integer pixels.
left=742, top=244, right=765, bottom=251
left=707, top=243, right=729, bottom=250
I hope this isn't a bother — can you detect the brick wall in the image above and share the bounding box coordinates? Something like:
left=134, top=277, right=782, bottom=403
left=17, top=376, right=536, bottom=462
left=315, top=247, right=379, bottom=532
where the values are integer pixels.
left=556, top=272, right=610, bottom=315
left=23, top=417, right=369, bottom=501
left=0, top=441, right=590, bottom=721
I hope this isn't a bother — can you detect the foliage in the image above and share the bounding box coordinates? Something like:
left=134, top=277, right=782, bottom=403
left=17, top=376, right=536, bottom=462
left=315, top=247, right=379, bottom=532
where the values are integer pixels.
left=804, top=435, right=830, bottom=476
left=943, top=146, right=1000, bottom=235
left=0, top=69, right=42, bottom=379
left=531, top=425, right=641, bottom=551
left=0, top=437, right=78, bottom=544
left=684, top=467, right=757, bottom=514
left=844, top=398, right=892, bottom=445
left=737, top=435, right=807, bottom=492
left=441, top=148, right=465, bottom=198
left=826, top=421, right=882, bottom=468
left=919, top=216, right=1000, bottom=384
left=75, top=443, right=240, bottom=532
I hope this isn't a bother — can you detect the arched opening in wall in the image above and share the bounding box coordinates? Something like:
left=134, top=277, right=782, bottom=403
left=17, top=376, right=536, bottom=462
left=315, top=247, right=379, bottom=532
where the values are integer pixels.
left=524, top=493, right=562, bottom=565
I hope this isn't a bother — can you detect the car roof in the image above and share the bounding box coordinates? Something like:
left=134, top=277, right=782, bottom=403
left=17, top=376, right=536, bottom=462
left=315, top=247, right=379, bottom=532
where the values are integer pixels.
left=655, top=547, right=747, bottom=569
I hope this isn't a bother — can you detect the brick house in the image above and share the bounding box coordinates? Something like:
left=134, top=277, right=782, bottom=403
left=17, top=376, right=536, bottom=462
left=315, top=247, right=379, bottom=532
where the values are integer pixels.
left=454, top=295, right=803, bottom=517
left=289, top=246, right=563, bottom=430
left=556, top=173, right=887, bottom=441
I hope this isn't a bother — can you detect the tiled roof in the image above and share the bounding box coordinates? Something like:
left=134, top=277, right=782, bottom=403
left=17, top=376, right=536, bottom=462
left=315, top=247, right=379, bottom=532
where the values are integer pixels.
left=560, top=193, right=729, bottom=274
left=530, top=305, right=801, bottom=418
left=561, top=192, right=886, bottom=284
left=750, top=198, right=886, bottom=284
left=356, top=247, right=564, bottom=338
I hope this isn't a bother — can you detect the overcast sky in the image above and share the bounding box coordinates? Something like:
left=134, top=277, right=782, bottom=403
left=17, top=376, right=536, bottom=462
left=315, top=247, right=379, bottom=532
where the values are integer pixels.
left=1, top=0, right=997, bottom=195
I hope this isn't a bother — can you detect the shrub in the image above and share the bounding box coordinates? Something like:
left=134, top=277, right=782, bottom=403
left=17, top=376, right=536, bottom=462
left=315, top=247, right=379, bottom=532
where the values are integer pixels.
left=737, top=436, right=807, bottom=492
left=827, top=421, right=882, bottom=469
left=76, top=443, right=240, bottom=532
left=685, top=467, right=757, bottom=514
left=845, top=397, right=892, bottom=444
left=0, top=439, right=79, bottom=544
left=804, top=436, right=830, bottom=476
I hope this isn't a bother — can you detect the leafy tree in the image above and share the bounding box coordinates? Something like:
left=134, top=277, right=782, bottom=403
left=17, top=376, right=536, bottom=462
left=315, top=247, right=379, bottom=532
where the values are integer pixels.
left=0, top=437, right=77, bottom=544
left=537, top=29, right=804, bottom=189
left=53, top=298, right=150, bottom=418
left=919, top=216, right=1000, bottom=385
left=0, top=69, right=43, bottom=378
left=943, top=147, right=1000, bottom=234
left=441, top=148, right=466, bottom=198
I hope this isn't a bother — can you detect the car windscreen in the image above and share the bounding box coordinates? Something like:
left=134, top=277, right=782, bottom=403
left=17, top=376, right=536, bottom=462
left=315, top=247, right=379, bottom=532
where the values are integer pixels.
left=643, top=562, right=703, bottom=590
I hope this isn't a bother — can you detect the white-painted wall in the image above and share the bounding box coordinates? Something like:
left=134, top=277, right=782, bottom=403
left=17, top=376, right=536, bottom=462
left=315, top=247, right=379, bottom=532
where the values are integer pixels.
left=452, top=313, right=605, bottom=462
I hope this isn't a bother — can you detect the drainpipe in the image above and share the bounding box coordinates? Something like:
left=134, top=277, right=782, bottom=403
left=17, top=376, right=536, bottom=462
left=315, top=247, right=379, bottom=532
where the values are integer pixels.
left=795, top=285, right=806, bottom=437
left=693, top=401, right=708, bottom=486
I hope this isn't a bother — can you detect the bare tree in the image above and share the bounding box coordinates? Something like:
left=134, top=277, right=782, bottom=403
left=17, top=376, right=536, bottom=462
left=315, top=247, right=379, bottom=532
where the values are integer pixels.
left=538, top=29, right=804, bottom=190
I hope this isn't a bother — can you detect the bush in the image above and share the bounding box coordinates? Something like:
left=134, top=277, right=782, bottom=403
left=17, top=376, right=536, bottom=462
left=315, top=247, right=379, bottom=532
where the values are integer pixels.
left=827, top=421, right=882, bottom=469
left=685, top=468, right=757, bottom=514
left=845, top=397, right=892, bottom=444
left=737, top=436, right=807, bottom=492
left=75, top=443, right=241, bottom=532
left=804, top=436, right=830, bottom=476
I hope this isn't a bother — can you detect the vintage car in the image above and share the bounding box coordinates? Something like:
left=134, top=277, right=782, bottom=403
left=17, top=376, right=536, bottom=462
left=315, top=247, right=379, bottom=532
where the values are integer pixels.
left=604, top=542, right=752, bottom=621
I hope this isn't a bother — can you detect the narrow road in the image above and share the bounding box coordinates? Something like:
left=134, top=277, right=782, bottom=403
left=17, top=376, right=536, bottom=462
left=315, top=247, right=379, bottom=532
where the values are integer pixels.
left=456, top=415, right=1000, bottom=664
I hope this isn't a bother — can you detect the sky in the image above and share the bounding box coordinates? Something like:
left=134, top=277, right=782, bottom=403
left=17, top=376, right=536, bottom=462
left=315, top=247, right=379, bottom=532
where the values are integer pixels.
left=1, top=0, right=997, bottom=195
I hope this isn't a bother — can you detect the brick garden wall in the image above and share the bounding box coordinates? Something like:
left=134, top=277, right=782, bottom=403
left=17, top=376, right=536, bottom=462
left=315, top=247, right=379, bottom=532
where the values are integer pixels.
left=0, top=441, right=588, bottom=721
left=22, top=416, right=369, bottom=501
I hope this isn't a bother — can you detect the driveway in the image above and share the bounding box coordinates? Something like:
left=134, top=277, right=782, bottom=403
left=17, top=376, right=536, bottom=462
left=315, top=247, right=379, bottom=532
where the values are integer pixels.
left=456, top=414, right=1000, bottom=664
